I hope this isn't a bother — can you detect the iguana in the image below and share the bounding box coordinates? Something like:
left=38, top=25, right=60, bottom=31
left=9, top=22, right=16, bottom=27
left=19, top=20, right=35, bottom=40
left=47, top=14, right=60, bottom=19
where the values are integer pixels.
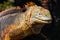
left=0, top=5, right=52, bottom=40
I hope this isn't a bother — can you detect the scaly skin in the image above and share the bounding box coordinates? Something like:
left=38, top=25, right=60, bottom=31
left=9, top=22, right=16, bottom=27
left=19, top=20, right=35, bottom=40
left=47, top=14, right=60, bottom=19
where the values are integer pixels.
left=0, top=5, right=52, bottom=40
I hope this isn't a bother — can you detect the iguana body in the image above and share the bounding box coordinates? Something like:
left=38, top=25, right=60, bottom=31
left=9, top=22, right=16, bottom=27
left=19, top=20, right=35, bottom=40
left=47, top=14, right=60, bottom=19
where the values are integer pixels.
left=0, top=5, right=52, bottom=40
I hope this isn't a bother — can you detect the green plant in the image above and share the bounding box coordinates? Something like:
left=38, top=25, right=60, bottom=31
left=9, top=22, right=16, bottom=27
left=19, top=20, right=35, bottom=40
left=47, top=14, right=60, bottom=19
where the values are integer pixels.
left=0, top=1, right=13, bottom=12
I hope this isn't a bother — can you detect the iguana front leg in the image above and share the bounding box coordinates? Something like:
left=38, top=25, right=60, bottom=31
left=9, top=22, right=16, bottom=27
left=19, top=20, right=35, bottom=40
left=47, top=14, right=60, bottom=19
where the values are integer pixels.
left=4, top=28, right=24, bottom=40
left=1, top=21, right=32, bottom=40
left=4, top=27, right=33, bottom=40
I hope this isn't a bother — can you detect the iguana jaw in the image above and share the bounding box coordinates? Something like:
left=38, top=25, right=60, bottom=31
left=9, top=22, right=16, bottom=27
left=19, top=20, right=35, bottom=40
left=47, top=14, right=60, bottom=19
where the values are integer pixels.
left=34, top=19, right=52, bottom=24
left=31, top=15, right=52, bottom=24
left=36, top=16, right=52, bottom=23
left=37, top=19, right=52, bottom=23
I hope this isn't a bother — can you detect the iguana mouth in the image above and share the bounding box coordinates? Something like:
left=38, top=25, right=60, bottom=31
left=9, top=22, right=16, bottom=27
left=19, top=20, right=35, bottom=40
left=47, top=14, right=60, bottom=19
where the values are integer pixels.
left=33, top=16, right=52, bottom=23
left=34, top=17, right=52, bottom=23
left=36, top=19, right=52, bottom=23
left=37, top=17, right=52, bottom=23
left=41, top=20, right=52, bottom=23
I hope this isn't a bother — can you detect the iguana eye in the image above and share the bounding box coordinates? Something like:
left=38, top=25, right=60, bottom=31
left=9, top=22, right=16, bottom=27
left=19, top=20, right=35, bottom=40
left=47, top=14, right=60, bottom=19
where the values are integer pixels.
left=45, top=15, right=48, bottom=17
left=39, top=13, right=41, bottom=15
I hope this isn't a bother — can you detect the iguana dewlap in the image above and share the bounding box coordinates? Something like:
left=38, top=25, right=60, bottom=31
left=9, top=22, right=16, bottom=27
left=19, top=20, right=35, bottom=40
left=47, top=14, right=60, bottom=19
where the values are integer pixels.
left=0, top=5, right=52, bottom=40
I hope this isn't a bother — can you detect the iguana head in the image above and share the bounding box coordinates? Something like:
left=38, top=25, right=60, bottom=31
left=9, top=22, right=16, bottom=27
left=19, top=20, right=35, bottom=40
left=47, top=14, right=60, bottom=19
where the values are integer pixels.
left=30, top=5, right=52, bottom=24
left=25, top=5, right=52, bottom=34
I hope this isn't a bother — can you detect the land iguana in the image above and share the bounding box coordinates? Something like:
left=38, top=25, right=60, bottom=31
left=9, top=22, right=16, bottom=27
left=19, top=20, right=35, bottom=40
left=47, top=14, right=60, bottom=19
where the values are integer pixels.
left=0, top=5, right=52, bottom=40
